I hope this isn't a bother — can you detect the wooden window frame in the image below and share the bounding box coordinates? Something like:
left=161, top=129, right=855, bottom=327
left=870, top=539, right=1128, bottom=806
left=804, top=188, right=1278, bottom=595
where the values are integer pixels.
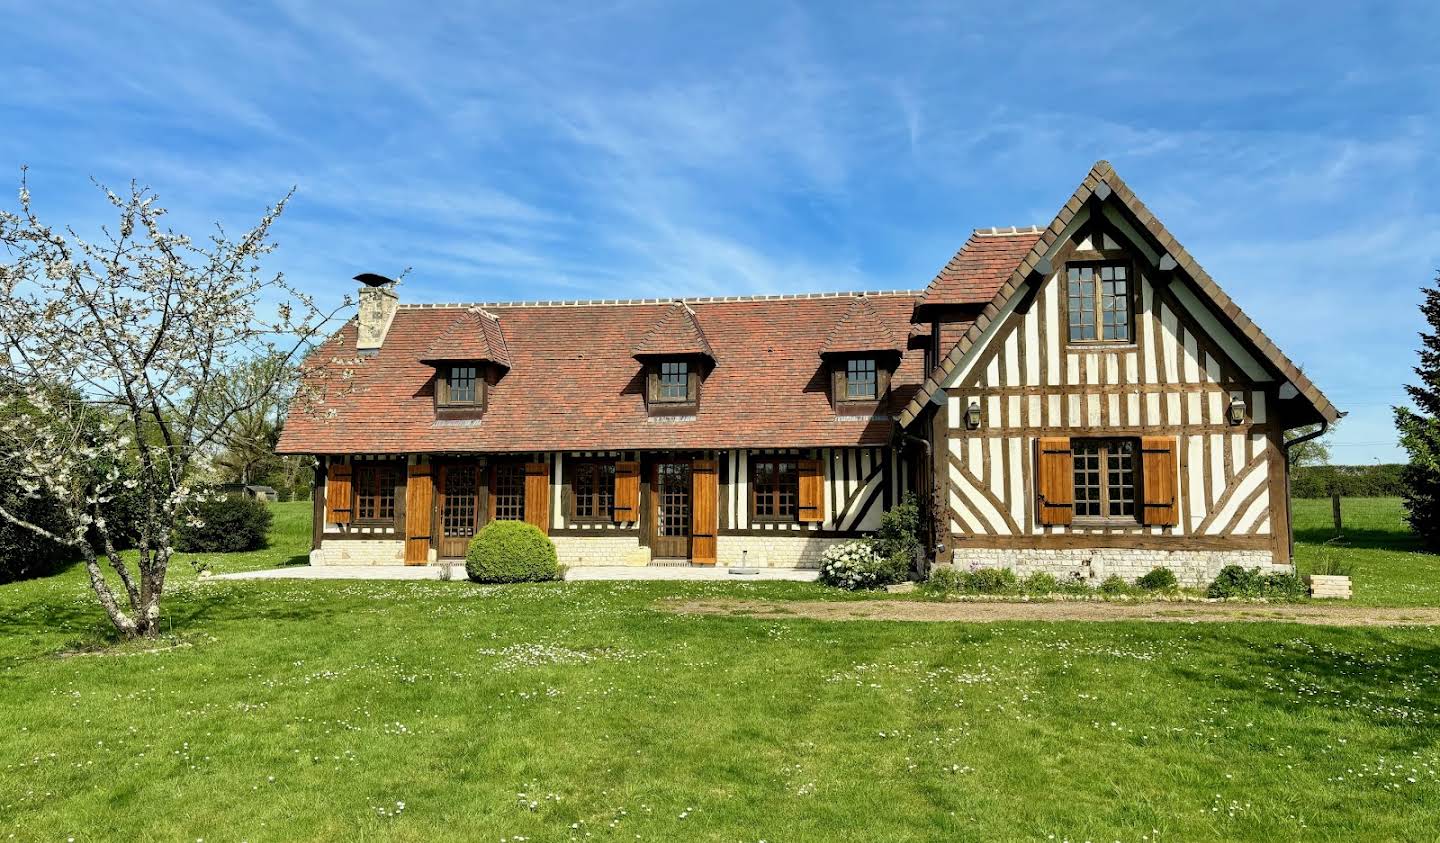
left=434, top=363, right=488, bottom=412
left=1070, top=437, right=1140, bottom=525
left=489, top=460, right=527, bottom=522
left=830, top=354, right=892, bottom=411
left=1063, top=258, right=1135, bottom=347
left=645, top=358, right=701, bottom=415
left=749, top=456, right=800, bottom=523
left=844, top=358, right=878, bottom=400
left=569, top=460, right=616, bottom=524
left=353, top=461, right=401, bottom=526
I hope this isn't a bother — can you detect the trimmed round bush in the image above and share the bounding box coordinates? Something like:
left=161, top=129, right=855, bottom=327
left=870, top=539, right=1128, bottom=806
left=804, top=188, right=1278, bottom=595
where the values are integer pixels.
left=1136, top=567, right=1178, bottom=592
left=465, top=521, right=560, bottom=583
left=173, top=495, right=273, bottom=553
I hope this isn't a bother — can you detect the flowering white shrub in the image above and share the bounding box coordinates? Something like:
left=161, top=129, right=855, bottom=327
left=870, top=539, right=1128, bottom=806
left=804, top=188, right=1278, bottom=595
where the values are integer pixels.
left=818, top=539, right=885, bottom=590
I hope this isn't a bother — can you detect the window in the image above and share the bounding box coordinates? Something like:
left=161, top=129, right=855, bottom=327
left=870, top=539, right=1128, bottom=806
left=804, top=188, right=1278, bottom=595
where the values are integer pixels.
left=751, top=458, right=799, bottom=521
left=1072, top=439, right=1137, bottom=520
left=447, top=366, right=477, bottom=404
left=1067, top=263, right=1131, bottom=342
left=845, top=358, right=878, bottom=400
left=354, top=463, right=399, bottom=524
left=492, top=462, right=526, bottom=521
left=571, top=462, right=615, bottom=521
left=657, top=361, right=689, bottom=402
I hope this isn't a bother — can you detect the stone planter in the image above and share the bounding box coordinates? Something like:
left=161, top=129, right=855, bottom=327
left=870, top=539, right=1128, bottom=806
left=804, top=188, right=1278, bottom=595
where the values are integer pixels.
left=1306, top=574, right=1352, bottom=599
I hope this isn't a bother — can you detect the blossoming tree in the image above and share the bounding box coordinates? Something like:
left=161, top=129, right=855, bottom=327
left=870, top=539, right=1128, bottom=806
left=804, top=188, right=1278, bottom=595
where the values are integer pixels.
left=0, top=171, right=348, bottom=638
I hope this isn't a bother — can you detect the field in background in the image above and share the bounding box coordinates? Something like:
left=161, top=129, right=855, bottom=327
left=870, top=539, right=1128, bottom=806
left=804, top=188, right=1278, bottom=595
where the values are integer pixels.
left=1292, top=497, right=1438, bottom=606
left=1, top=499, right=1437, bottom=840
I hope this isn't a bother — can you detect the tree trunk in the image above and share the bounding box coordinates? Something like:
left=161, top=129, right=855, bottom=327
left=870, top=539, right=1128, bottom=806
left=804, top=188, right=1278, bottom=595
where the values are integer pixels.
left=79, top=541, right=141, bottom=638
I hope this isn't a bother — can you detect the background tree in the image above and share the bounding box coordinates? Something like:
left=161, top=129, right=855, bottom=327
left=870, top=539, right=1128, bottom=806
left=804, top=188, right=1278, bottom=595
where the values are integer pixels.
left=0, top=171, right=348, bottom=637
left=1286, top=423, right=1334, bottom=469
left=1394, top=271, right=1440, bottom=550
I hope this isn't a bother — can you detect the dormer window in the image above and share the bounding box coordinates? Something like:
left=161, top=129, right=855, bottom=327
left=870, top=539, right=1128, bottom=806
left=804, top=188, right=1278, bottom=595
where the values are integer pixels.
left=845, top=358, right=878, bottom=400
left=657, top=361, right=690, bottom=402
left=440, top=365, right=479, bottom=406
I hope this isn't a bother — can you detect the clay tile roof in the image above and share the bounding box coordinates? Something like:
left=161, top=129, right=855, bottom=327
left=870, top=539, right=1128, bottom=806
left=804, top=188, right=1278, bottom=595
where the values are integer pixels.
left=421, top=308, right=511, bottom=368
left=631, top=301, right=715, bottom=360
left=918, top=227, right=1045, bottom=308
left=819, top=297, right=903, bottom=356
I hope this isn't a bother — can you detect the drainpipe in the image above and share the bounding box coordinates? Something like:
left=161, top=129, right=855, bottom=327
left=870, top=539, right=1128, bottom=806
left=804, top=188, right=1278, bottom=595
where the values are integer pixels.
left=900, top=428, right=935, bottom=577
left=1280, top=420, right=1329, bottom=563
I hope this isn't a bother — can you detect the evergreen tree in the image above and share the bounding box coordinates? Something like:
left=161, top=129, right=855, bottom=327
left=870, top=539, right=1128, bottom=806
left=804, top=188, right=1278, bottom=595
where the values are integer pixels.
left=1394, top=272, right=1440, bottom=550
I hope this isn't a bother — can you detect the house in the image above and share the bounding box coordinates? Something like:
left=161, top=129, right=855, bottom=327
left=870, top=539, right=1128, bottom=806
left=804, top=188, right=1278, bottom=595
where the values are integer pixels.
left=276, top=161, right=1339, bottom=585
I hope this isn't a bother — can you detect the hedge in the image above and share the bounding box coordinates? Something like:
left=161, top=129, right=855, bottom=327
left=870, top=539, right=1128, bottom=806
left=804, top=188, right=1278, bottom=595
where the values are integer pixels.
left=1291, top=464, right=1405, bottom=498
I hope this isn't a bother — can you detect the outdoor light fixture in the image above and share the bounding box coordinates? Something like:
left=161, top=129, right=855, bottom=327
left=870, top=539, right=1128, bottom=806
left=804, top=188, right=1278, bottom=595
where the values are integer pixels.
left=1227, top=394, right=1247, bottom=426
left=964, top=400, right=982, bottom=430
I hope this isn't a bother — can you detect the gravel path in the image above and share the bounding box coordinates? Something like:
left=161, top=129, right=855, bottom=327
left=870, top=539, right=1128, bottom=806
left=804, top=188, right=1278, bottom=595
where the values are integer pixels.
left=666, top=598, right=1440, bottom=627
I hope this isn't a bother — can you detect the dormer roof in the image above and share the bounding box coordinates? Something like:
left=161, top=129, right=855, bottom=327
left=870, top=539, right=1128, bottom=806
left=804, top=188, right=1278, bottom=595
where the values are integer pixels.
left=631, top=300, right=715, bottom=360
left=818, top=296, right=904, bottom=356
left=420, top=307, right=511, bottom=368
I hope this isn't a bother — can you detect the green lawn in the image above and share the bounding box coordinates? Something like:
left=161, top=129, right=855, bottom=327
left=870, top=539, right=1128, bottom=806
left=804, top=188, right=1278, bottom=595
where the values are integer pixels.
left=2, top=501, right=1438, bottom=841
left=1293, top=497, right=1440, bottom=606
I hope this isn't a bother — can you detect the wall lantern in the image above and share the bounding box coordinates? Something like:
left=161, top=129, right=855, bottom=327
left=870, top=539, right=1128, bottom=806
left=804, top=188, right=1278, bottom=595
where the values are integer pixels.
left=964, top=400, right=982, bottom=431
left=1227, top=394, right=1247, bottom=426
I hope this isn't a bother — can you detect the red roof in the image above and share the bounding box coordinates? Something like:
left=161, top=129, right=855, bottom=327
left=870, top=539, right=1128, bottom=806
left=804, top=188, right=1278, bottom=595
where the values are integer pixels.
left=421, top=308, right=512, bottom=368
left=918, top=228, right=1044, bottom=308
left=818, top=297, right=903, bottom=355
left=278, top=292, right=928, bottom=454
left=631, top=301, right=715, bottom=359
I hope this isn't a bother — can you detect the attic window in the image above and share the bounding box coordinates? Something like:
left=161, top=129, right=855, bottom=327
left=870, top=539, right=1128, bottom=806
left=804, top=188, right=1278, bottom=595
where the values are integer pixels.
left=1066, top=262, right=1132, bottom=343
left=447, top=366, right=476, bottom=403
left=845, top=358, right=878, bottom=400
left=658, top=361, right=689, bottom=402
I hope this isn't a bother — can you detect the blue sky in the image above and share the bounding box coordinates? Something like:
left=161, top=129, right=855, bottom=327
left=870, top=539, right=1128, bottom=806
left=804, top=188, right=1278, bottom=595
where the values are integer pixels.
left=4, top=2, right=1437, bottom=463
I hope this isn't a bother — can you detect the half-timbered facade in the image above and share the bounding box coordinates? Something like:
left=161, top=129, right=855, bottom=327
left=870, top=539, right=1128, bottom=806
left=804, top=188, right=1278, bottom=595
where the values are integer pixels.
left=277, top=161, right=1338, bottom=581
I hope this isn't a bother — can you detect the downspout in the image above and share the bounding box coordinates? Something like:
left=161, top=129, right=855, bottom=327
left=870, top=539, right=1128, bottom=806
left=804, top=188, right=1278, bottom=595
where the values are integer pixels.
left=1280, top=420, right=1329, bottom=563
left=900, top=426, right=935, bottom=577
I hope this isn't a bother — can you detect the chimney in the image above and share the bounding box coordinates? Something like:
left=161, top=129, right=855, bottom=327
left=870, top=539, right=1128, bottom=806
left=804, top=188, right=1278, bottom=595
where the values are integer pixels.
left=354, top=273, right=398, bottom=356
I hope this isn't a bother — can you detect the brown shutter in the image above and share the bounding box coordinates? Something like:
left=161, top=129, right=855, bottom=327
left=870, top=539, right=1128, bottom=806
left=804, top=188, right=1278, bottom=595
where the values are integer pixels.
left=1036, top=437, right=1074, bottom=526
left=691, top=459, right=718, bottom=564
left=1140, top=436, right=1180, bottom=527
left=524, top=462, right=550, bottom=534
left=326, top=462, right=353, bottom=525
left=404, top=463, right=433, bottom=564
left=797, top=458, right=825, bottom=523
left=613, top=460, right=640, bottom=522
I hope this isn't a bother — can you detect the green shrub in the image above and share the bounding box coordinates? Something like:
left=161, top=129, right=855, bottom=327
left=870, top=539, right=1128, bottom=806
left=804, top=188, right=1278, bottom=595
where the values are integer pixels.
left=173, top=495, right=273, bottom=553
left=1099, top=574, right=1133, bottom=596
left=1310, top=540, right=1355, bottom=577
left=964, top=567, right=1019, bottom=594
left=1136, top=567, right=1178, bottom=592
left=465, top=521, right=560, bottom=583
left=820, top=539, right=904, bottom=590
left=1207, top=565, right=1307, bottom=601
left=924, top=565, right=964, bottom=594
left=1021, top=571, right=1060, bottom=595
left=874, top=493, right=922, bottom=580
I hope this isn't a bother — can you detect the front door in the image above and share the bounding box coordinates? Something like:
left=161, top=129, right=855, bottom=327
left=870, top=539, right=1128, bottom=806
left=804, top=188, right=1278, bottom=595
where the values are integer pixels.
left=438, top=462, right=481, bottom=558
left=652, top=460, right=692, bottom=559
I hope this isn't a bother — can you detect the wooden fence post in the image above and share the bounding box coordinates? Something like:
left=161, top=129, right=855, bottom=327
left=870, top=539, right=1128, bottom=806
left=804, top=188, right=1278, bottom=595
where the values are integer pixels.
left=1331, top=491, right=1343, bottom=537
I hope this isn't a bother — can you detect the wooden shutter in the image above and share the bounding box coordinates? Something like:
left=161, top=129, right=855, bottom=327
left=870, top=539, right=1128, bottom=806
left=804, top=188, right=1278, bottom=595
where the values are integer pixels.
left=690, top=459, right=718, bottom=564
left=524, top=462, right=550, bottom=534
left=1140, top=436, right=1179, bottom=527
left=404, top=463, right=433, bottom=564
left=797, top=458, right=825, bottom=523
left=1036, top=437, right=1074, bottom=526
left=613, top=461, right=640, bottom=522
left=326, top=462, right=353, bottom=525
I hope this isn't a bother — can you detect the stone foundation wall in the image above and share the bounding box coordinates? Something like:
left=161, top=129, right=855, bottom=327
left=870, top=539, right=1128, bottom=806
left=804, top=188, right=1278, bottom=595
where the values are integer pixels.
left=948, top=546, right=1282, bottom=588
left=314, top=539, right=408, bottom=566
left=716, top=535, right=850, bottom=569
left=551, top=534, right=651, bottom=567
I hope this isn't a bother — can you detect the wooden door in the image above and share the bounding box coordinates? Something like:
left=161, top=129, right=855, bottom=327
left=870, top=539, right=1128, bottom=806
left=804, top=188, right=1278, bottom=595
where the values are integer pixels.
left=438, top=462, right=481, bottom=558
left=652, top=460, right=692, bottom=559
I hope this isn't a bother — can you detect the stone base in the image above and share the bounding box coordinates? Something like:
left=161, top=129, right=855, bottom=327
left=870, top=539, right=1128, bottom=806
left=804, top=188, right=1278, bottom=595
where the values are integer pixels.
left=949, top=546, right=1281, bottom=588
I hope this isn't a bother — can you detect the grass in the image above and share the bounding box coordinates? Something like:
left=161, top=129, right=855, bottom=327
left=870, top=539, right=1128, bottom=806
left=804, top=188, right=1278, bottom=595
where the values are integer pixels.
left=1, top=500, right=1438, bottom=841
left=1293, top=497, right=1440, bottom=606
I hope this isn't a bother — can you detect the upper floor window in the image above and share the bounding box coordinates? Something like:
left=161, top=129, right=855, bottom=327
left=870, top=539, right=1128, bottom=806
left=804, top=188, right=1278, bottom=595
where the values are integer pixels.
left=1072, top=438, right=1137, bottom=521
left=354, top=463, right=399, bottom=524
left=845, top=358, right=878, bottom=400
left=448, top=366, right=477, bottom=403
left=436, top=364, right=484, bottom=409
left=571, top=461, right=616, bottom=522
left=658, top=361, right=689, bottom=402
left=751, top=458, right=799, bottom=521
left=1067, top=263, right=1131, bottom=343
